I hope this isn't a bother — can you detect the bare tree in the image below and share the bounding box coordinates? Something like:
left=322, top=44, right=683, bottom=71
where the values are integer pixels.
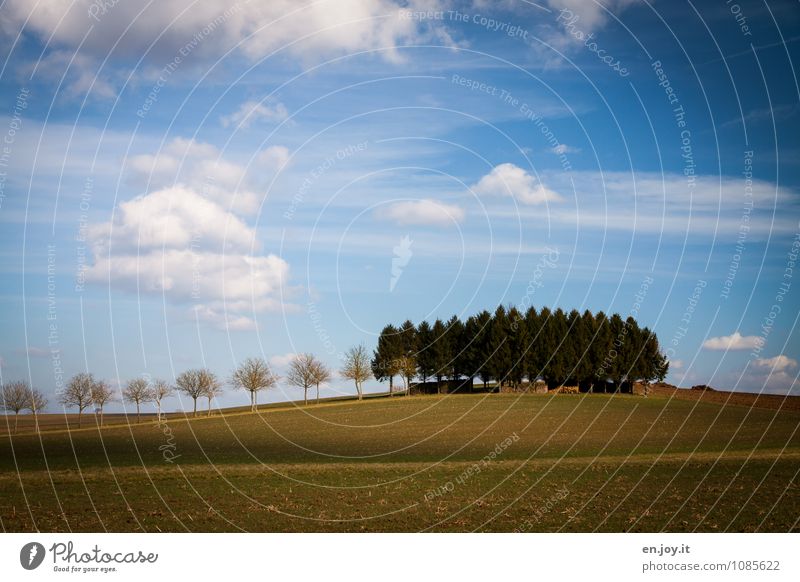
left=122, top=378, right=154, bottom=423
left=26, top=388, right=48, bottom=434
left=60, top=373, right=94, bottom=428
left=287, top=353, right=318, bottom=405
left=1, top=380, right=30, bottom=434
left=230, top=357, right=278, bottom=412
left=397, top=355, right=416, bottom=395
left=91, top=379, right=115, bottom=427
left=341, top=345, right=372, bottom=401
left=198, top=369, right=222, bottom=417
left=152, top=379, right=173, bottom=421
left=311, top=360, right=332, bottom=404
left=176, top=370, right=203, bottom=417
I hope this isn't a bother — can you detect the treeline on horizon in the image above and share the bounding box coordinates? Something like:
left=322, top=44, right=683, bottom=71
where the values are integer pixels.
left=1, top=305, right=669, bottom=434
left=371, top=305, right=669, bottom=393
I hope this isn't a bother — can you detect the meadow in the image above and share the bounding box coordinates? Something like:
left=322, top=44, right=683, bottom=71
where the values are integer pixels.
left=0, top=393, right=798, bottom=532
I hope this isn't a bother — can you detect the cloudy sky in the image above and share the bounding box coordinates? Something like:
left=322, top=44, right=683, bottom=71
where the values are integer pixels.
left=0, top=0, right=798, bottom=411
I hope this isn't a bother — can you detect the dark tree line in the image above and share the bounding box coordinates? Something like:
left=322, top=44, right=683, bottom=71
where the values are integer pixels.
left=371, top=306, right=668, bottom=394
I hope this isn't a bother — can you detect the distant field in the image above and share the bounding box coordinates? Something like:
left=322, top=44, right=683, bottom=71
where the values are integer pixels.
left=1, top=393, right=798, bottom=532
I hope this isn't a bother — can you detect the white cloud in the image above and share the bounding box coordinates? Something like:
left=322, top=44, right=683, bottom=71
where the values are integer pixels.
left=547, top=0, right=637, bottom=32
left=127, top=138, right=288, bottom=215
left=87, top=141, right=294, bottom=331
left=668, top=359, right=684, bottom=370
left=89, top=185, right=257, bottom=255
left=269, top=353, right=297, bottom=369
left=754, top=355, right=798, bottom=372
left=377, top=199, right=465, bottom=226
left=473, top=163, right=562, bottom=205
left=25, top=347, right=50, bottom=358
left=258, top=146, right=291, bottom=170
left=221, top=100, right=290, bottom=128
left=3, top=1, right=449, bottom=74
left=703, top=332, right=763, bottom=351
left=551, top=144, right=580, bottom=155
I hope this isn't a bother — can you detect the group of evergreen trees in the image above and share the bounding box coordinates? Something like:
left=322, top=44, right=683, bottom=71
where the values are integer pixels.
left=371, top=306, right=668, bottom=393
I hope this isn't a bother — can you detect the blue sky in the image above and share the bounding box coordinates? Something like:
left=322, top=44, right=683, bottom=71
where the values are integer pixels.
left=0, top=0, right=798, bottom=412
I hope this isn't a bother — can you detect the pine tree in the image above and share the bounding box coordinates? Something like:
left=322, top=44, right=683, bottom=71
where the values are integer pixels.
left=507, top=306, right=529, bottom=388
left=486, top=306, right=512, bottom=390
left=372, top=324, right=403, bottom=394
left=474, top=310, right=493, bottom=389
left=399, top=320, right=418, bottom=392
left=524, top=307, right=543, bottom=383
left=430, top=319, right=451, bottom=392
left=445, top=315, right=465, bottom=382
left=415, top=320, right=435, bottom=384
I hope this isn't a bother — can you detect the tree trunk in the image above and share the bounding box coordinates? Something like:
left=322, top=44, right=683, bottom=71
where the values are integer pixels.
left=304, top=387, right=308, bottom=406
left=136, top=402, right=141, bottom=424
left=157, top=400, right=162, bottom=421
left=14, top=412, right=19, bottom=435
left=78, top=409, right=82, bottom=429
left=389, top=376, right=393, bottom=396
left=193, top=398, right=197, bottom=417
left=316, top=383, right=320, bottom=405
left=99, top=407, right=104, bottom=427
left=357, top=382, right=363, bottom=401
left=207, top=396, right=212, bottom=417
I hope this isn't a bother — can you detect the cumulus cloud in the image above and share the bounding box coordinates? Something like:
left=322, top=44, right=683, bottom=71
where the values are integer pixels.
left=127, top=137, right=288, bottom=215
left=269, top=353, right=297, bottom=369
left=702, top=332, right=763, bottom=351
left=668, top=359, right=684, bottom=370
left=473, top=163, right=562, bottom=205
left=377, top=199, right=465, bottom=226
left=754, top=355, right=798, bottom=372
left=221, top=99, right=290, bottom=128
left=2, top=1, right=449, bottom=89
left=87, top=140, right=294, bottom=331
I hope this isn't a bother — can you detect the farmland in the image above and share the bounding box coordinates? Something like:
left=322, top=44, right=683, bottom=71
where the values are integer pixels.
left=1, top=393, right=798, bottom=532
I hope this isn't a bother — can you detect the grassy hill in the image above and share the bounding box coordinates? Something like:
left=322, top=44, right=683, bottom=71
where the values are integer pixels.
left=1, top=393, right=798, bottom=532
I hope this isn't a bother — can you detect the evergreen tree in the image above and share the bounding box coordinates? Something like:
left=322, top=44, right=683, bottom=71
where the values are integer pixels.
left=445, top=315, right=465, bottom=381
left=430, top=319, right=451, bottom=391
left=486, top=306, right=512, bottom=390
left=575, top=310, right=596, bottom=389
left=474, top=310, right=493, bottom=389
left=399, top=320, right=418, bottom=391
left=372, top=324, right=402, bottom=394
left=415, top=320, right=435, bottom=383
left=524, top=307, right=543, bottom=383
left=507, top=306, right=529, bottom=388
left=589, top=311, right=611, bottom=392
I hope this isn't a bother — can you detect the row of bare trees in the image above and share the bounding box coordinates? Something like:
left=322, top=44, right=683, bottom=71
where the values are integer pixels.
left=0, top=381, right=49, bottom=433
left=2, top=346, right=375, bottom=431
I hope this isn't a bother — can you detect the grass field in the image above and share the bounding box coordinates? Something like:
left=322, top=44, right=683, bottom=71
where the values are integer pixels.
left=1, top=393, right=798, bottom=532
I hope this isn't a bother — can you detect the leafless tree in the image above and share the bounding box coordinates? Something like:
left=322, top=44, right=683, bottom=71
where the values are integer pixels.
left=122, top=378, right=154, bottom=423
left=26, top=388, right=48, bottom=434
left=341, top=345, right=372, bottom=401
left=311, top=360, right=332, bottom=404
left=91, top=379, right=115, bottom=427
left=287, top=353, right=318, bottom=405
left=1, top=380, right=30, bottom=434
left=198, top=369, right=222, bottom=417
left=176, top=370, right=204, bottom=417
left=397, top=355, right=416, bottom=395
left=60, top=373, right=94, bottom=428
left=152, top=379, right=173, bottom=420
left=230, top=357, right=278, bottom=412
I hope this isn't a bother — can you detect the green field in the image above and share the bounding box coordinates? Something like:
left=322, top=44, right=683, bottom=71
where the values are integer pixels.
left=1, top=393, right=798, bottom=532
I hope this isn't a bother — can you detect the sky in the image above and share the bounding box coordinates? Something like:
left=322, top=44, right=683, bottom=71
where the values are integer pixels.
left=0, top=0, right=799, bottom=413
